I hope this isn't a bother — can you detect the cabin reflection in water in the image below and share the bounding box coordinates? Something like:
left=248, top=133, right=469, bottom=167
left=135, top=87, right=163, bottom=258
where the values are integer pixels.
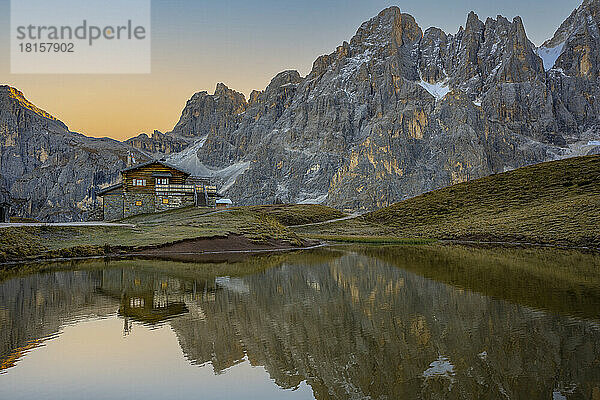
left=97, top=269, right=218, bottom=333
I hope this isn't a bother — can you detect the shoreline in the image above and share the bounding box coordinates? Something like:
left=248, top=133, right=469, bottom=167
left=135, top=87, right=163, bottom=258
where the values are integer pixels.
left=1, top=236, right=598, bottom=266
left=0, top=234, right=323, bottom=266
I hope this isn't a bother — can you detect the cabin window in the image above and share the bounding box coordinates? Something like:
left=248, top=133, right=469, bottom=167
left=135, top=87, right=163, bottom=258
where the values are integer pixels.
left=156, top=178, right=169, bottom=185
left=133, top=179, right=146, bottom=186
left=162, top=198, right=169, bottom=204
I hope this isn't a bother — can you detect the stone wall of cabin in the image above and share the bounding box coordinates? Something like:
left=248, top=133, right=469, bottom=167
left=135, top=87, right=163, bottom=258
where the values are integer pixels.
left=103, top=194, right=124, bottom=221
left=0, top=205, right=9, bottom=223
left=155, top=192, right=195, bottom=212
left=124, top=193, right=155, bottom=218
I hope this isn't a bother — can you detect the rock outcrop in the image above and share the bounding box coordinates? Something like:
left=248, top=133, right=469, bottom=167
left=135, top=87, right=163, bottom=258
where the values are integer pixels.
left=0, top=86, right=145, bottom=221
left=166, top=1, right=600, bottom=211
left=125, top=130, right=189, bottom=156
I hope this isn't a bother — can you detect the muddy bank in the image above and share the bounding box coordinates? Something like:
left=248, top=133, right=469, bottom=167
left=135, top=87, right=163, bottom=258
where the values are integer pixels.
left=135, top=234, right=316, bottom=257
left=1, top=234, right=317, bottom=265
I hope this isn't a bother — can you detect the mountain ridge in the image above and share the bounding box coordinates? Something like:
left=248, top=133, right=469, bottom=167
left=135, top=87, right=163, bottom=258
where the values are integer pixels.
left=0, top=85, right=148, bottom=221
left=158, top=0, right=600, bottom=210
left=2, top=0, right=600, bottom=220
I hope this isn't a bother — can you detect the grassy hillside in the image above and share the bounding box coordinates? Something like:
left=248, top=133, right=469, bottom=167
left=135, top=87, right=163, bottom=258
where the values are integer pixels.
left=0, top=204, right=344, bottom=262
left=298, top=155, right=600, bottom=248
left=240, top=204, right=346, bottom=226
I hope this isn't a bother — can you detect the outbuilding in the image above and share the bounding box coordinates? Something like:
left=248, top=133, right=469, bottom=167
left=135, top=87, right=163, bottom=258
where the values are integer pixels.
left=216, top=198, right=233, bottom=210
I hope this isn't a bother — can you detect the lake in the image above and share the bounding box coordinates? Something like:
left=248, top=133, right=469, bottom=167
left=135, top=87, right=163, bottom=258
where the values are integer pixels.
left=1, top=245, right=599, bottom=399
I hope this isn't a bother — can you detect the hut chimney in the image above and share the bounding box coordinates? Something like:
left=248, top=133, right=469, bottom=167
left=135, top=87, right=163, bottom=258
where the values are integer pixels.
left=126, top=151, right=136, bottom=167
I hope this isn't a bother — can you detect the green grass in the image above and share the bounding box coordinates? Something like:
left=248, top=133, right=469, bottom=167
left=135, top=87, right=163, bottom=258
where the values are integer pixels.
left=0, top=228, right=47, bottom=261
left=238, top=204, right=346, bottom=226
left=296, top=155, right=600, bottom=248
left=0, top=205, right=349, bottom=262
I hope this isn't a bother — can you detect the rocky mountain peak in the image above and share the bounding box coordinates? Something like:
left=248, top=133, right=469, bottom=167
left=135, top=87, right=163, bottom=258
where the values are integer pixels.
left=0, top=85, right=67, bottom=132
left=265, top=70, right=302, bottom=92
left=464, top=11, right=484, bottom=35
left=171, top=83, right=248, bottom=138
left=352, top=6, right=422, bottom=52
left=214, top=82, right=246, bottom=102
left=432, top=11, right=544, bottom=98
left=539, top=0, right=600, bottom=75
left=305, top=7, right=423, bottom=82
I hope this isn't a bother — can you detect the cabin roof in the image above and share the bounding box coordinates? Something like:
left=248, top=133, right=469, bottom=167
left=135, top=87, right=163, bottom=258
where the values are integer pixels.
left=121, top=159, right=190, bottom=176
left=97, top=182, right=123, bottom=196
left=216, top=198, right=233, bottom=204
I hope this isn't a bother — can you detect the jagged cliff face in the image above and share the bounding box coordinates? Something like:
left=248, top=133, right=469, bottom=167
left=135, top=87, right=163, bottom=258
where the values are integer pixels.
left=0, top=86, right=144, bottom=221
left=125, top=130, right=189, bottom=156
left=2, top=1, right=600, bottom=219
left=167, top=2, right=600, bottom=210
left=541, top=0, right=600, bottom=138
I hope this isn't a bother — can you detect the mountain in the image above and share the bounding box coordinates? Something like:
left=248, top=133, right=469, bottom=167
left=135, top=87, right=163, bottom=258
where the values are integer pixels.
left=163, top=1, right=600, bottom=211
left=0, top=86, right=146, bottom=221
left=2, top=1, right=600, bottom=221
left=125, top=130, right=189, bottom=155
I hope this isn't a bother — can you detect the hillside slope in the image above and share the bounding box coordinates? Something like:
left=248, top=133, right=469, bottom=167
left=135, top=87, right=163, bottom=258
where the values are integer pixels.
left=297, top=155, right=600, bottom=248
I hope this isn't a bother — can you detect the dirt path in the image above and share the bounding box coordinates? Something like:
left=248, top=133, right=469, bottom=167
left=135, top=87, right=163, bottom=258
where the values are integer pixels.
left=289, top=213, right=362, bottom=228
left=0, top=222, right=136, bottom=228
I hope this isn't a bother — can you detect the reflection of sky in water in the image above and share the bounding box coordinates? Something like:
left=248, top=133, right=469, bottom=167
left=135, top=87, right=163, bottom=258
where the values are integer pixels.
left=0, top=317, right=314, bottom=400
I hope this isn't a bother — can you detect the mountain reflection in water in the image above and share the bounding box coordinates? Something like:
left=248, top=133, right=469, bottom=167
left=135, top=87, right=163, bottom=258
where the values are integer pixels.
left=0, top=246, right=599, bottom=399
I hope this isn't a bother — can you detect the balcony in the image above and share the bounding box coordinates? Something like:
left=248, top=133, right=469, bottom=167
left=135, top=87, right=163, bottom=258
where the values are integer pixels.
left=155, top=184, right=196, bottom=194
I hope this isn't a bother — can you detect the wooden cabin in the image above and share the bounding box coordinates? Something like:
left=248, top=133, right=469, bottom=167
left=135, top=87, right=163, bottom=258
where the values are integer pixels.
left=97, top=159, right=220, bottom=221
left=121, top=160, right=189, bottom=193
left=121, top=160, right=193, bottom=217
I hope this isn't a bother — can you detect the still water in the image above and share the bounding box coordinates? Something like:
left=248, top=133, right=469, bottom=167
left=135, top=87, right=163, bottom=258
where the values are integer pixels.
left=1, top=245, right=600, bottom=399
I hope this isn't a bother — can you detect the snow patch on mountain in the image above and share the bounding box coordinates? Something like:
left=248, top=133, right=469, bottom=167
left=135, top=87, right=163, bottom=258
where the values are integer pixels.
left=167, top=136, right=210, bottom=175
left=298, top=193, right=328, bottom=204
left=167, top=137, right=250, bottom=193
left=423, top=356, right=455, bottom=379
left=537, top=42, right=565, bottom=71
left=218, top=162, right=251, bottom=192
left=418, top=79, right=451, bottom=101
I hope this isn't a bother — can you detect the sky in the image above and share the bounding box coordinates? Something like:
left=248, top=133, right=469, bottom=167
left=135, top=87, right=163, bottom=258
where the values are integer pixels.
left=0, top=0, right=583, bottom=141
